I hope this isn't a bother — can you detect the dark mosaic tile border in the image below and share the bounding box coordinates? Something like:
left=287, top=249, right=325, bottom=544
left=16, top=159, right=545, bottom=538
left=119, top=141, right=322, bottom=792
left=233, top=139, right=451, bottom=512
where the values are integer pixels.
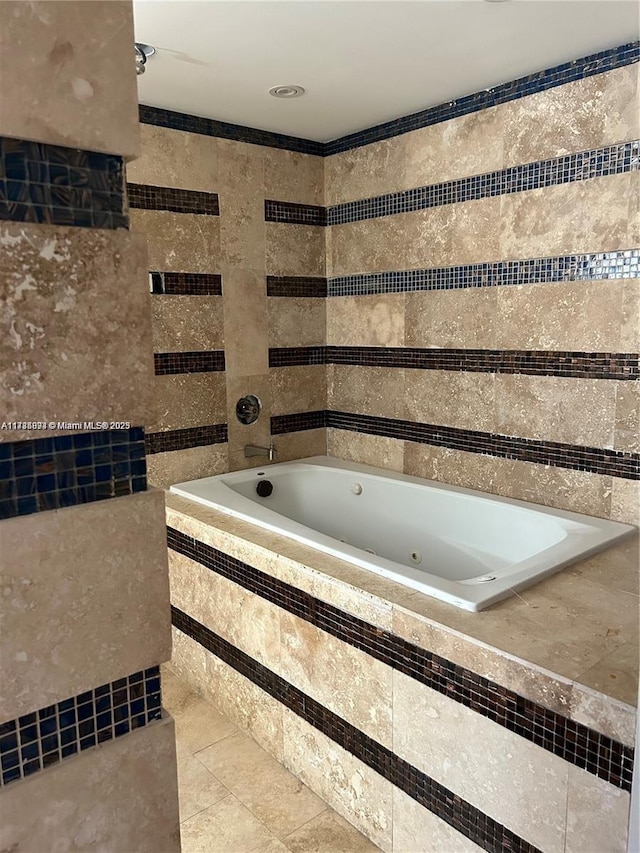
left=270, top=410, right=639, bottom=480
left=0, top=429, right=147, bottom=520
left=150, top=272, right=222, bottom=296
left=266, top=276, right=328, bottom=298
left=145, top=424, right=228, bottom=455
left=328, top=142, right=639, bottom=225
left=325, top=42, right=640, bottom=154
left=328, top=249, right=640, bottom=296
left=154, top=351, right=225, bottom=376
left=127, top=183, right=219, bottom=216
left=0, top=138, right=127, bottom=229
left=264, top=200, right=327, bottom=226
left=168, top=536, right=634, bottom=793
left=0, top=667, right=161, bottom=787
left=172, top=606, right=542, bottom=853
left=139, top=104, right=324, bottom=156
left=269, top=346, right=639, bottom=379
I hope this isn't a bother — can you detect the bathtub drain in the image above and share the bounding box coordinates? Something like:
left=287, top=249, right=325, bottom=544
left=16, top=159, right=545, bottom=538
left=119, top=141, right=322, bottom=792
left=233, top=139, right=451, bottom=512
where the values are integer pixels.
left=410, top=550, right=422, bottom=564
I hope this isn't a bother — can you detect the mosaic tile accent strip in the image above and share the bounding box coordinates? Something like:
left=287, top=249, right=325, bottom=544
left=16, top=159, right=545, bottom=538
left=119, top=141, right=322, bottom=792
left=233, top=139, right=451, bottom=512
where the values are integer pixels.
left=328, top=142, right=639, bottom=225
left=0, top=138, right=127, bottom=229
left=266, top=276, right=328, bottom=297
left=271, top=411, right=327, bottom=435
left=154, top=351, right=225, bottom=375
left=269, top=347, right=639, bottom=379
left=264, top=200, right=327, bottom=226
left=145, top=424, right=228, bottom=455
left=168, top=536, right=634, bottom=793
left=328, top=249, right=640, bottom=296
left=150, top=272, right=223, bottom=296
left=0, top=429, right=147, bottom=520
left=127, top=183, right=219, bottom=216
left=0, top=667, right=162, bottom=787
left=139, top=104, right=324, bottom=156
left=325, top=42, right=640, bottom=154
left=172, top=605, right=542, bottom=853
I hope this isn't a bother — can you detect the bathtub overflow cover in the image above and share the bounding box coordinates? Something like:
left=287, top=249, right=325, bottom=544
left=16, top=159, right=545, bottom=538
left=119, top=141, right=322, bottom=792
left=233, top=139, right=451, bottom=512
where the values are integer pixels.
left=351, top=483, right=363, bottom=495
left=410, top=550, right=422, bottom=564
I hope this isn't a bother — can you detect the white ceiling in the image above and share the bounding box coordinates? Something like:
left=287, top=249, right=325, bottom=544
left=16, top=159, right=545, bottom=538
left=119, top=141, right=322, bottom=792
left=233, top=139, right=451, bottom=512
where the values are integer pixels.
left=133, top=0, right=639, bottom=143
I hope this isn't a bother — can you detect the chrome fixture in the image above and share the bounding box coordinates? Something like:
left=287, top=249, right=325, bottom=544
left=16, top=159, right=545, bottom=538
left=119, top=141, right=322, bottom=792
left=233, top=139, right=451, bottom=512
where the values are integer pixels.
left=268, top=85, right=305, bottom=99
left=236, top=395, right=261, bottom=425
left=244, top=444, right=277, bottom=462
left=135, top=43, right=156, bottom=76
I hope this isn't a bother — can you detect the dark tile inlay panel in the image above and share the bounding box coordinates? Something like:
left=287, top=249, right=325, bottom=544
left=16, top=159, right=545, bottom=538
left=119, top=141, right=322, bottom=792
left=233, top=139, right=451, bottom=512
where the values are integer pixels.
left=139, top=104, right=325, bottom=156
left=271, top=411, right=327, bottom=434
left=0, top=138, right=127, bottom=229
left=145, top=424, right=228, bottom=455
left=327, top=141, right=639, bottom=224
left=172, top=606, right=542, bottom=853
left=0, top=429, right=147, bottom=520
left=265, top=200, right=327, bottom=226
left=127, top=183, right=219, bottom=216
left=0, top=667, right=162, bottom=787
left=269, top=347, right=639, bottom=379
left=266, top=276, right=328, bottom=298
left=328, top=249, right=640, bottom=296
left=168, top=532, right=634, bottom=792
left=150, top=272, right=223, bottom=296
left=154, top=351, right=225, bottom=375
left=325, top=42, right=640, bottom=154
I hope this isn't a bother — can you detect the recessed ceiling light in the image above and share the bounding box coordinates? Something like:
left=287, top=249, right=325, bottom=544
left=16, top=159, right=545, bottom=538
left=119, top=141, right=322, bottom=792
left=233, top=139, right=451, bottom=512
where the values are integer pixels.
left=268, top=85, right=305, bottom=99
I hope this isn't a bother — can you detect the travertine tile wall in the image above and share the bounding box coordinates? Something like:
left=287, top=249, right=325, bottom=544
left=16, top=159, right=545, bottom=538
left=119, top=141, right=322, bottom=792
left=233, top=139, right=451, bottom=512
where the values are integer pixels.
left=325, top=62, right=639, bottom=525
left=128, top=126, right=326, bottom=486
left=0, top=2, right=179, bottom=848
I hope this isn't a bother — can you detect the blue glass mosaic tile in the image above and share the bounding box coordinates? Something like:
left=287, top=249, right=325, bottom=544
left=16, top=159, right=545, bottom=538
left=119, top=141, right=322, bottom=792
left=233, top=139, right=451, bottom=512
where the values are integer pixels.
left=0, top=668, right=162, bottom=787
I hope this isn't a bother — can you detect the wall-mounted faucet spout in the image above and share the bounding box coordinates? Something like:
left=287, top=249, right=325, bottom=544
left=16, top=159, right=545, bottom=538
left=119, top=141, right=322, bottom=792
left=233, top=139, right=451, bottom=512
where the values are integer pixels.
left=244, top=443, right=277, bottom=462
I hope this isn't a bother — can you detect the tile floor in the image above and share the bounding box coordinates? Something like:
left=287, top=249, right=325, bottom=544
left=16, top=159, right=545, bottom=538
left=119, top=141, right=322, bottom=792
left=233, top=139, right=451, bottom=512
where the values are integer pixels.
left=163, top=665, right=381, bottom=853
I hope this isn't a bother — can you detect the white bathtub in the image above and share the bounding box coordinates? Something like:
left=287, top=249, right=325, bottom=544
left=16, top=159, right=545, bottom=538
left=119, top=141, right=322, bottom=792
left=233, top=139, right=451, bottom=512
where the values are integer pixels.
left=170, top=456, right=635, bottom=611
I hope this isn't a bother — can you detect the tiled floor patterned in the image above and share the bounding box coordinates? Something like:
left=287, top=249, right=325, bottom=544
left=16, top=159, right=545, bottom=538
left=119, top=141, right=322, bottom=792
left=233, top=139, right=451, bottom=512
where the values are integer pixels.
left=163, top=665, right=380, bottom=853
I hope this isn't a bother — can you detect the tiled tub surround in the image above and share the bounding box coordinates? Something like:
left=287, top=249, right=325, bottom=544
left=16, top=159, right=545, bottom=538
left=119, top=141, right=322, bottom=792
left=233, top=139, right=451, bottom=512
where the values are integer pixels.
left=166, top=493, right=638, bottom=853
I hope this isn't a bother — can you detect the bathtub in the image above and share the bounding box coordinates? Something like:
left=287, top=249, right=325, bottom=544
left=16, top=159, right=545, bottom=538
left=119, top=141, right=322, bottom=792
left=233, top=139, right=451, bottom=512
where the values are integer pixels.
left=170, top=456, right=635, bottom=611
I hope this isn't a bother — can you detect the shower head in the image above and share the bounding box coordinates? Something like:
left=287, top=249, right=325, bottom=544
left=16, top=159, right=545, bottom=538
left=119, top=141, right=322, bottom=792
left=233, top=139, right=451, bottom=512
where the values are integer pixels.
left=135, top=43, right=156, bottom=76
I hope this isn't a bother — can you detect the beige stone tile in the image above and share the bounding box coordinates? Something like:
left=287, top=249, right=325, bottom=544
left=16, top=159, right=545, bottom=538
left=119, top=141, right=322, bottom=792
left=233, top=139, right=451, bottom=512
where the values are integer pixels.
left=406, top=369, right=495, bottom=432
left=223, top=269, right=269, bottom=377
left=284, top=809, right=380, bottom=853
left=128, top=124, right=218, bottom=190
left=565, top=765, right=631, bottom=853
left=180, top=794, right=279, bottom=853
left=0, top=491, right=170, bottom=721
left=270, top=365, right=327, bottom=415
left=0, top=718, right=180, bottom=853
left=569, top=682, right=637, bottom=746
left=406, top=288, right=498, bottom=349
left=327, top=429, right=404, bottom=473
left=392, top=788, right=482, bottom=853
left=404, top=104, right=504, bottom=186
left=495, top=279, right=628, bottom=352
left=150, top=373, right=226, bottom=432
left=393, top=670, right=568, bottom=852
left=564, top=535, right=639, bottom=595
left=131, top=210, right=222, bottom=274
left=403, top=442, right=498, bottom=493
left=620, top=279, right=639, bottom=351
left=325, top=138, right=407, bottom=206
left=328, top=364, right=406, bottom=420
left=226, top=372, right=272, bottom=458
left=196, top=733, right=326, bottom=839
left=283, top=710, right=393, bottom=852
left=502, top=65, right=639, bottom=166
left=0, top=0, right=139, bottom=158
left=147, top=444, right=228, bottom=490
left=615, top=381, right=639, bottom=452
left=274, top=429, right=327, bottom=462
left=576, top=641, right=639, bottom=707
left=0, top=224, right=154, bottom=438
left=268, top=297, right=326, bottom=347
left=264, top=148, right=324, bottom=205
left=326, top=295, right=405, bottom=347
left=218, top=140, right=266, bottom=272
left=610, top=478, right=640, bottom=525
left=279, top=611, right=393, bottom=748
left=265, top=223, right=325, bottom=276
left=162, top=664, right=199, bottom=714
left=499, top=174, right=630, bottom=261
left=151, top=296, right=225, bottom=353
left=169, top=682, right=239, bottom=756
left=169, top=550, right=281, bottom=670
left=170, top=626, right=211, bottom=696
left=178, top=751, right=230, bottom=822
left=495, top=373, right=617, bottom=447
